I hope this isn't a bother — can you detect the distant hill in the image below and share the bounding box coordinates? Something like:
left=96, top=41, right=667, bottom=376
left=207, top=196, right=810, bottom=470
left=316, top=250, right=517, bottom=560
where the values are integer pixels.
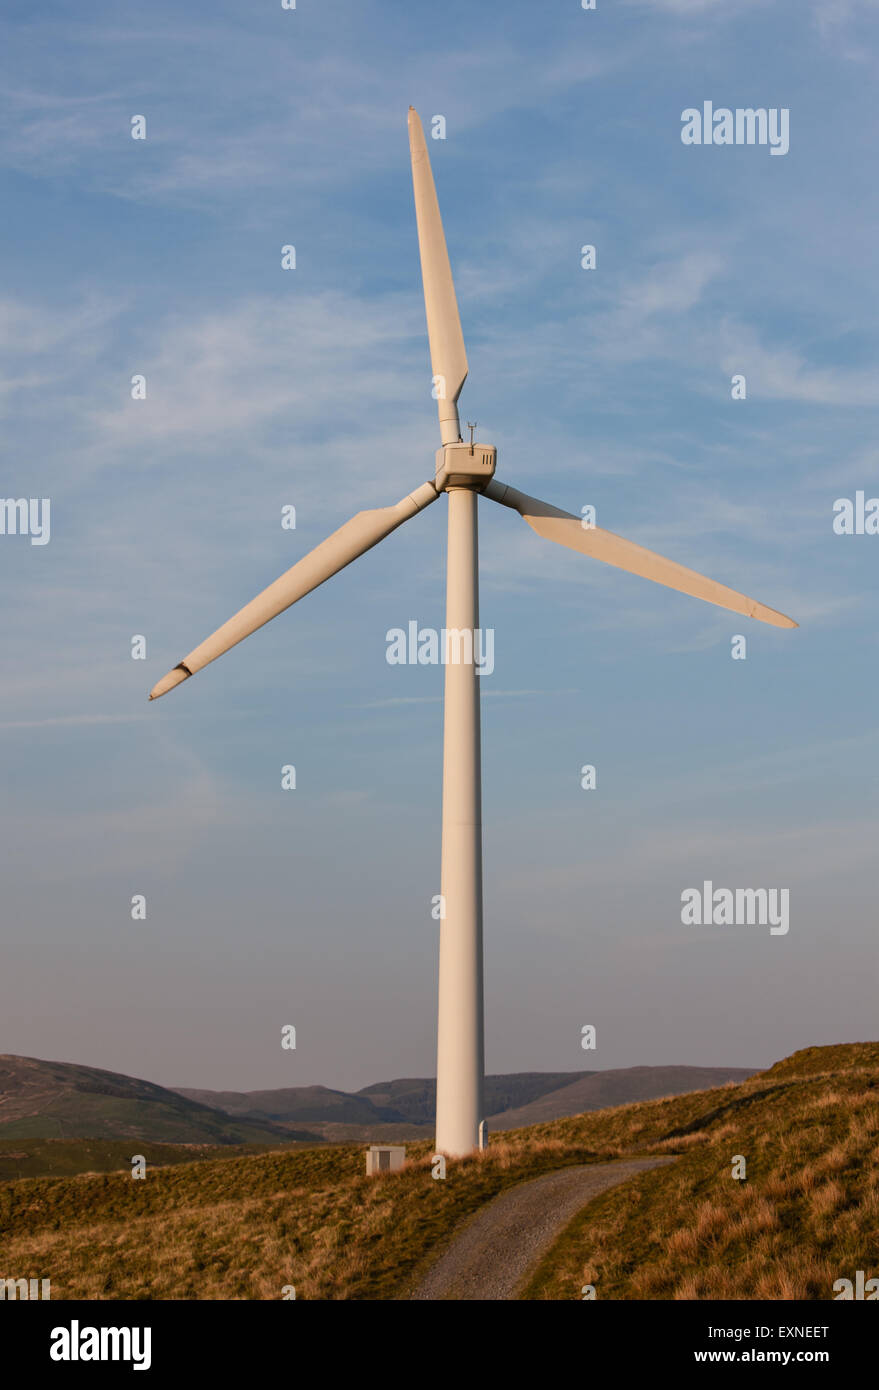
left=0, top=1056, right=320, bottom=1145
left=358, top=1073, right=593, bottom=1125
left=0, top=1055, right=758, bottom=1150
left=175, top=1072, right=595, bottom=1143
left=177, top=1066, right=757, bottom=1139
left=485, top=1066, right=757, bottom=1130
left=176, top=1083, right=402, bottom=1126
left=3, top=1043, right=876, bottom=1300
left=175, top=1073, right=594, bottom=1135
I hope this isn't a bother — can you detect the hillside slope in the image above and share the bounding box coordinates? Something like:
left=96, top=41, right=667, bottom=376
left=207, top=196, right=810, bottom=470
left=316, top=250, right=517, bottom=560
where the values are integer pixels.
left=357, top=1073, right=595, bottom=1124
left=177, top=1067, right=755, bottom=1135
left=174, top=1072, right=592, bottom=1128
left=1, top=1042, right=875, bottom=1300
left=175, top=1084, right=389, bottom=1125
left=523, top=1041, right=879, bottom=1300
left=486, top=1065, right=756, bottom=1129
left=0, top=1056, right=318, bottom=1145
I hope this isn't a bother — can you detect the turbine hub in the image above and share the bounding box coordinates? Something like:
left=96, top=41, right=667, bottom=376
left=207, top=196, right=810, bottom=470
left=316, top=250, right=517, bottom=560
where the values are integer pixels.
left=435, top=441, right=497, bottom=492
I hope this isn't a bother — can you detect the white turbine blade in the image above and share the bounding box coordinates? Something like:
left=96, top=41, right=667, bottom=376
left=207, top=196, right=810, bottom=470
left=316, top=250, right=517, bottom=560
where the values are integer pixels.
left=149, top=480, right=439, bottom=699
left=408, top=106, right=468, bottom=445
left=484, top=479, right=797, bottom=630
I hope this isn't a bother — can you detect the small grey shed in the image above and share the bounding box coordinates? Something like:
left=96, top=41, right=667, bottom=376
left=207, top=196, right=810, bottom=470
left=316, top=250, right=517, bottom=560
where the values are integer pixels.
left=365, top=1145, right=406, bottom=1175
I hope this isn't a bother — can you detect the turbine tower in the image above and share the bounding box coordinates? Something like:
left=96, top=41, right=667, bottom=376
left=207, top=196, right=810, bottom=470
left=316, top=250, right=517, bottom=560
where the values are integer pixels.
left=149, top=108, right=796, bottom=1158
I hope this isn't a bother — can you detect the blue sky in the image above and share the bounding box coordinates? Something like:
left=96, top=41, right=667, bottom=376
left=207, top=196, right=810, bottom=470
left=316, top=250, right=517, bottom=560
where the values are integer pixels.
left=1, top=0, right=877, bottom=1093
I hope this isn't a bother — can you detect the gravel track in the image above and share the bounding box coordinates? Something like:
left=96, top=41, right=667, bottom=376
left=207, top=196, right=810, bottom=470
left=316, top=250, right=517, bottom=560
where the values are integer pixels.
left=410, top=1157, right=675, bottom=1300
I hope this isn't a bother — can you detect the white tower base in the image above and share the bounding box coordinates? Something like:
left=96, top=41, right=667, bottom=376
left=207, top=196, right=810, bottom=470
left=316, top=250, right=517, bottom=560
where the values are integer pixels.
left=435, top=486, right=485, bottom=1157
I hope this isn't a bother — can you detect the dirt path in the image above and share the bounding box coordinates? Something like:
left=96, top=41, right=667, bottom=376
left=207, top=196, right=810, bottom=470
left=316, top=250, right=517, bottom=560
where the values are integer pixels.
left=410, top=1157, right=675, bottom=1300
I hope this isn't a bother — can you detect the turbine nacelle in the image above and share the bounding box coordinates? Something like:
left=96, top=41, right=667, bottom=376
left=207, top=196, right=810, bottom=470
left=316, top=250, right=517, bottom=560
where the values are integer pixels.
left=435, top=441, right=497, bottom=491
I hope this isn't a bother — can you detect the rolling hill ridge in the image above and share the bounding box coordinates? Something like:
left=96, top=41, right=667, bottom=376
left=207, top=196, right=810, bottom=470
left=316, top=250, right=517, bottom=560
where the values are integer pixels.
left=0, top=1043, right=874, bottom=1299
left=0, top=1055, right=757, bottom=1148
left=176, top=1065, right=757, bottom=1138
left=0, top=1055, right=320, bottom=1145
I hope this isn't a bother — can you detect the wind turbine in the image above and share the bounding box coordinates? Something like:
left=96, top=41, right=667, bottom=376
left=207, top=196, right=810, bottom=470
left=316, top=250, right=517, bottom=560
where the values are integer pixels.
left=149, top=108, right=797, bottom=1158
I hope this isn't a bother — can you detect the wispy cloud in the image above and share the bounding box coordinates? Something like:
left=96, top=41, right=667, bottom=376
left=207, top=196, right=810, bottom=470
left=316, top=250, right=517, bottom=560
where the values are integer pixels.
left=718, top=321, right=879, bottom=406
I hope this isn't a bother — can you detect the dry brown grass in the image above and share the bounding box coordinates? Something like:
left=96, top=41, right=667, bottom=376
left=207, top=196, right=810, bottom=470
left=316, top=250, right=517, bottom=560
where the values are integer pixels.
left=523, top=1049, right=879, bottom=1300
left=0, top=1134, right=629, bottom=1300
left=2, top=1041, right=878, bottom=1300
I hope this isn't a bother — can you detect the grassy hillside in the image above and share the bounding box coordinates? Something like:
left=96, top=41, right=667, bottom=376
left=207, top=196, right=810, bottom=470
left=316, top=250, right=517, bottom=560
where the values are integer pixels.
left=0, top=1138, right=280, bottom=1183
left=522, top=1042, right=879, bottom=1299
left=0, top=1056, right=318, bottom=1145
left=0, top=1042, right=875, bottom=1300
left=0, top=1129, right=608, bottom=1299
